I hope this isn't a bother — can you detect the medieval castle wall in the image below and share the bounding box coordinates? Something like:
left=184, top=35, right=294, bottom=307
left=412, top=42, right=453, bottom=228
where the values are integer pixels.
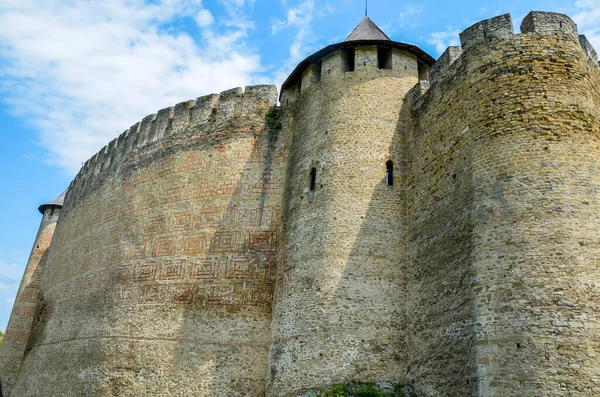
left=268, top=47, right=418, bottom=396
left=405, top=12, right=600, bottom=396
left=8, top=86, right=286, bottom=396
left=1, top=10, right=599, bottom=397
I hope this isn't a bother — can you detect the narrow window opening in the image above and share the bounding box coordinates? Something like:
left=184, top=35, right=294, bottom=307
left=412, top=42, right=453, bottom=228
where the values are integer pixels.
left=342, top=48, right=355, bottom=72
left=315, top=61, right=323, bottom=82
left=386, top=160, right=394, bottom=186
left=378, top=47, right=392, bottom=69
left=417, top=61, right=429, bottom=81
left=310, top=168, right=317, bottom=191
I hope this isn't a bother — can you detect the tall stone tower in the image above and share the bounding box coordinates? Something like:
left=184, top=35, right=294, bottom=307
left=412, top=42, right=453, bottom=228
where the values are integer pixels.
left=0, top=191, right=65, bottom=396
left=403, top=12, right=600, bottom=397
left=1, top=9, right=599, bottom=397
left=268, top=17, right=433, bottom=395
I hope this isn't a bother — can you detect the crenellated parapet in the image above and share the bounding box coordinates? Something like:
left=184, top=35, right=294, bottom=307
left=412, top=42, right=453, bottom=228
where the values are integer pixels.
left=425, top=11, right=599, bottom=93
left=520, top=11, right=578, bottom=39
left=428, top=46, right=462, bottom=87
left=279, top=38, right=434, bottom=106
left=65, top=85, right=277, bottom=209
left=404, top=10, right=600, bottom=397
left=8, top=9, right=600, bottom=397
left=459, top=13, right=514, bottom=49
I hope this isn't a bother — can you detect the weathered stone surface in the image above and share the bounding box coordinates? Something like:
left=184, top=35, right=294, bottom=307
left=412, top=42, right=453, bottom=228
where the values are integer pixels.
left=1, top=10, right=599, bottom=397
left=6, top=86, right=284, bottom=397
left=0, top=204, right=61, bottom=397
left=268, top=45, right=418, bottom=397
left=406, top=11, right=600, bottom=397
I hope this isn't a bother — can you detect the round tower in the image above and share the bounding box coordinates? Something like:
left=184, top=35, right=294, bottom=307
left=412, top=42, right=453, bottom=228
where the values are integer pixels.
left=268, top=17, right=434, bottom=395
left=0, top=190, right=65, bottom=396
left=403, top=12, right=600, bottom=397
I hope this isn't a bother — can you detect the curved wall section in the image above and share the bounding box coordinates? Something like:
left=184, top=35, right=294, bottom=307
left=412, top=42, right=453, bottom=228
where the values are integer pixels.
left=0, top=206, right=61, bottom=396
left=406, top=13, right=600, bottom=397
left=268, top=47, right=419, bottom=396
left=11, top=86, right=286, bottom=396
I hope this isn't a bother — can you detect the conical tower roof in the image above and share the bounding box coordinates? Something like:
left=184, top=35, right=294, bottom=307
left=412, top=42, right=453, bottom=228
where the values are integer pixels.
left=38, top=189, right=67, bottom=214
left=279, top=14, right=434, bottom=96
left=345, top=16, right=390, bottom=42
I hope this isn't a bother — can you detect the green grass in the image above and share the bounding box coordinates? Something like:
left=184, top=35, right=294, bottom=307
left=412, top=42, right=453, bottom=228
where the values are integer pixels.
left=318, top=382, right=417, bottom=397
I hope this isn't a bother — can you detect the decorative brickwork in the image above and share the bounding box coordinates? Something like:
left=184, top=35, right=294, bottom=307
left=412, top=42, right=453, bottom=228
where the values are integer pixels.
left=1, top=10, right=599, bottom=397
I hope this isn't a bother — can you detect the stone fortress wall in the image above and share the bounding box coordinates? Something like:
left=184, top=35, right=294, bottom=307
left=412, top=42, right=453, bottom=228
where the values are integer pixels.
left=4, top=85, right=286, bottom=396
left=405, top=12, right=600, bottom=396
left=1, top=10, right=599, bottom=397
left=268, top=46, right=420, bottom=396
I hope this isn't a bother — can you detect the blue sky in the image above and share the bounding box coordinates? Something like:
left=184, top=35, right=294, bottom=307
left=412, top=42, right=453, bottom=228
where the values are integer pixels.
left=0, top=0, right=598, bottom=332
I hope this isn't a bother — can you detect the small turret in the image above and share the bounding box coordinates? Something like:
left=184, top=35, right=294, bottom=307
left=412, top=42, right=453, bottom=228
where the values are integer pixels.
left=38, top=189, right=66, bottom=218
left=0, top=189, right=66, bottom=396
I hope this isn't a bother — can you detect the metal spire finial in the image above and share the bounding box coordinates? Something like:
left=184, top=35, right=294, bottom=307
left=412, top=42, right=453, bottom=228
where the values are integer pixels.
left=365, top=0, right=368, bottom=16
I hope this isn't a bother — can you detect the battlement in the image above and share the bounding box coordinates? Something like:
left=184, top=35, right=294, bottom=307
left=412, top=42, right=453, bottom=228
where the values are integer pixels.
left=459, top=14, right=514, bottom=49
left=425, top=11, right=599, bottom=94
left=6, top=9, right=600, bottom=397
left=281, top=46, right=424, bottom=106
left=520, top=11, right=578, bottom=39
left=428, top=46, right=462, bottom=87
left=66, top=85, right=277, bottom=208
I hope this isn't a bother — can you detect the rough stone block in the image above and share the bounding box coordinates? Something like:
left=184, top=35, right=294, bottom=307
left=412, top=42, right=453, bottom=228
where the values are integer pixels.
left=355, top=45, right=378, bottom=69
left=460, top=14, right=514, bottom=49
left=429, top=46, right=463, bottom=86
left=520, top=11, right=578, bottom=39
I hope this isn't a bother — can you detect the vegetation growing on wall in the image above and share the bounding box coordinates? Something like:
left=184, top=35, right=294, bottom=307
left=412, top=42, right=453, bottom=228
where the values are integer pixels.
left=306, top=382, right=418, bottom=397
left=0, top=330, right=4, bottom=347
left=265, top=106, right=282, bottom=131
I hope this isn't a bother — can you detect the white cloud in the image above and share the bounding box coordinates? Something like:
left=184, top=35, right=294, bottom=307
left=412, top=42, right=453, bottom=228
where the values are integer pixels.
left=0, top=260, right=25, bottom=281
left=270, top=0, right=336, bottom=88
left=398, top=4, right=424, bottom=28
left=573, top=0, right=600, bottom=54
left=0, top=0, right=263, bottom=175
left=426, top=27, right=461, bottom=56
left=195, top=9, right=215, bottom=27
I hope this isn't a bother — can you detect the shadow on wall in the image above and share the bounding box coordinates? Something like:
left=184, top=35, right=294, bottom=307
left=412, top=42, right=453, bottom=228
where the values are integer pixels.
left=163, top=115, right=285, bottom=395
left=9, top=86, right=285, bottom=396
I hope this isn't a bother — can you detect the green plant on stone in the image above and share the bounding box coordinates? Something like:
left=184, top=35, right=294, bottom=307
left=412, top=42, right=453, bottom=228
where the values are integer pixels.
left=265, top=106, right=282, bottom=130
left=322, top=384, right=350, bottom=397
left=318, top=382, right=417, bottom=397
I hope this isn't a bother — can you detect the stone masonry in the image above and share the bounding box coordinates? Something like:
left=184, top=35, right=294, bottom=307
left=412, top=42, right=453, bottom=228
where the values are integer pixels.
left=1, top=10, right=599, bottom=397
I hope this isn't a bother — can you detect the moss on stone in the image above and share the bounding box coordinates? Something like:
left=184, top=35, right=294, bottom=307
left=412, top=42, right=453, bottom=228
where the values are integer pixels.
left=312, top=382, right=418, bottom=397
